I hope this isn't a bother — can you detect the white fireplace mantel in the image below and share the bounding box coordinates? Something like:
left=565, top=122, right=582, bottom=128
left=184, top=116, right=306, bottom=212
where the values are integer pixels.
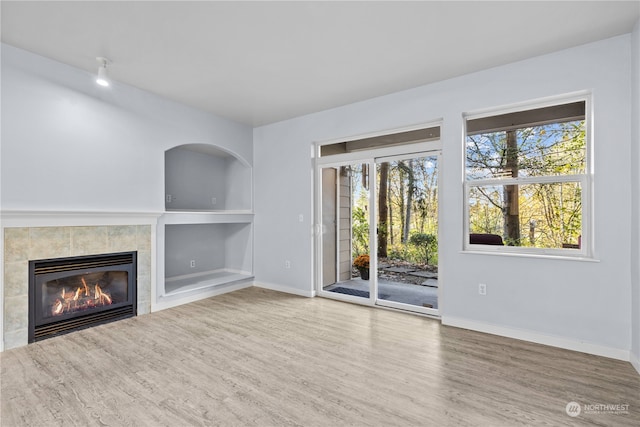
left=0, top=210, right=162, bottom=228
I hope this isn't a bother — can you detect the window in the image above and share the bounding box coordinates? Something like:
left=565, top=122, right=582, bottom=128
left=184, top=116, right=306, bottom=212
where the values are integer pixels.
left=464, top=98, right=590, bottom=256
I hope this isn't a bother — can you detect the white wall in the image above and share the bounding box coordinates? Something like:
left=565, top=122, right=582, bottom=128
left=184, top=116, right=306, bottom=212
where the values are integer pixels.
left=254, top=34, right=635, bottom=359
left=0, top=44, right=253, bottom=350
left=631, top=20, right=640, bottom=374
left=165, top=147, right=228, bottom=211
left=1, top=44, right=253, bottom=212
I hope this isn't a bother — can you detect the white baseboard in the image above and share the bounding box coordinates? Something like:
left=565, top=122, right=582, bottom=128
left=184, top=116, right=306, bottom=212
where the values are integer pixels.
left=442, top=315, right=631, bottom=362
left=631, top=352, right=640, bottom=376
left=253, top=281, right=316, bottom=298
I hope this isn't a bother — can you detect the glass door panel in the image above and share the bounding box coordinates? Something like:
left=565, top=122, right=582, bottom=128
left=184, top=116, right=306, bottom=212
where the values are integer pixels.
left=320, top=163, right=372, bottom=300
left=375, top=155, right=439, bottom=312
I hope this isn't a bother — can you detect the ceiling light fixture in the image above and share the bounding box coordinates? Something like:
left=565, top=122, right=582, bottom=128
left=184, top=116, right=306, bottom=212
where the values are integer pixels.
left=96, top=57, right=111, bottom=87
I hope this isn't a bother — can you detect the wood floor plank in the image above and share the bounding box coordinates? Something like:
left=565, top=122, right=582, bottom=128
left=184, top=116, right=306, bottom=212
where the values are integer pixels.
left=1, top=287, right=639, bottom=426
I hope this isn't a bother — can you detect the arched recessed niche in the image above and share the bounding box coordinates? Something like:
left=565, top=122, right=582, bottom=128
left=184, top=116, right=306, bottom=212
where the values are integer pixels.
left=165, top=143, right=252, bottom=212
left=158, top=142, right=254, bottom=308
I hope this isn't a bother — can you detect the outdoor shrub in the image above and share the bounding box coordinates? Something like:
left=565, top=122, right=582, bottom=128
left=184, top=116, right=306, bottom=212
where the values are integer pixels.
left=409, top=232, right=437, bottom=265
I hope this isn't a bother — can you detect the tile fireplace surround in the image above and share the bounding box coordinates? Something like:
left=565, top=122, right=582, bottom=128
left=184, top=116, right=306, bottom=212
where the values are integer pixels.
left=2, top=212, right=158, bottom=350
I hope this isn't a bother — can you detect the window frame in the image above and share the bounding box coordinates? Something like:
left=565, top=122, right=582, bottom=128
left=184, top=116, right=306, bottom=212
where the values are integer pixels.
left=462, top=94, right=593, bottom=259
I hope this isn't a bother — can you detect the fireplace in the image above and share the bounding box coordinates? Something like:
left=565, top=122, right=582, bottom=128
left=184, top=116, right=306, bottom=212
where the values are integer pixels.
left=29, top=251, right=137, bottom=342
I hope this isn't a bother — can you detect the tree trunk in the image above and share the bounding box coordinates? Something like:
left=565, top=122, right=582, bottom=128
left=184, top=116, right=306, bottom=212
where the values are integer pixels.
left=389, top=175, right=394, bottom=246
left=378, top=162, right=389, bottom=258
left=403, top=160, right=415, bottom=244
left=398, top=163, right=406, bottom=243
left=504, top=130, right=520, bottom=245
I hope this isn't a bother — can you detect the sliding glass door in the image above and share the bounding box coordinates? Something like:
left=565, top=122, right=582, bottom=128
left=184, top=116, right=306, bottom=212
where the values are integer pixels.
left=375, top=154, right=439, bottom=314
left=320, top=162, right=372, bottom=301
left=317, top=149, right=440, bottom=315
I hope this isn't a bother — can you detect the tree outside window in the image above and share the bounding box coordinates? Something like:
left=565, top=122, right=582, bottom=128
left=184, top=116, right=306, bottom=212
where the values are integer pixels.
left=465, top=100, right=588, bottom=252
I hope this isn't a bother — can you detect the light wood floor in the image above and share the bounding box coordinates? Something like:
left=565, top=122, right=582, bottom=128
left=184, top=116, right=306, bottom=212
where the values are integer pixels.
left=1, top=287, right=639, bottom=426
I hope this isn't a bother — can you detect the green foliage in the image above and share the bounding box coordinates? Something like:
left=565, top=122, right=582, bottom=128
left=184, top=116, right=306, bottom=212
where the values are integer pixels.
left=409, top=232, right=437, bottom=265
left=387, top=241, right=438, bottom=266
left=351, top=206, right=369, bottom=256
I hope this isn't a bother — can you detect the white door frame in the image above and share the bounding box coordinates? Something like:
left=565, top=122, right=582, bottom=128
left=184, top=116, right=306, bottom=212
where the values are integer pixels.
left=314, top=138, right=443, bottom=315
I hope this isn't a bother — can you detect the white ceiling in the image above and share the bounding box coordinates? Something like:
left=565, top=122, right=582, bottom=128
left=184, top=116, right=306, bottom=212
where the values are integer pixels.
left=2, top=1, right=639, bottom=126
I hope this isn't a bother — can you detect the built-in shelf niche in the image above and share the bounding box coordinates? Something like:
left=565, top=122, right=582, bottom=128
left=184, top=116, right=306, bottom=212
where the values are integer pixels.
left=164, top=221, right=253, bottom=295
left=165, top=143, right=251, bottom=212
left=160, top=143, right=253, bottom=304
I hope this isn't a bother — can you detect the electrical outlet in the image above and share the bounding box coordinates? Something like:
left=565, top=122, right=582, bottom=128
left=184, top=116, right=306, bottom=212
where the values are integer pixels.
left=166, top=194, right=172, bottom=203
left=190, top=260, right=196, bottom=268
left=298, top=214, right=304, bottom=222
left=478, top=283, right=487, bottom=295
left=285, top=260, right=291, bottom=269
left=211, top=197, right=217, bottom=205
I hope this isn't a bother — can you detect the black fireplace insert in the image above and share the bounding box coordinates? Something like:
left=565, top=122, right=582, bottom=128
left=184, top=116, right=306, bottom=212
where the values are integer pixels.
left=29, top=251, right=137, bottom=342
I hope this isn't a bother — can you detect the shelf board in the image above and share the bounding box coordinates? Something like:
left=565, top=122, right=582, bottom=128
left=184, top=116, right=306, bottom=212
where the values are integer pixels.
left=165, top=270, right=254, bottom=295
left=162, top=211, right=253, bottom=224
left=165, top=209, right=253, bottom=214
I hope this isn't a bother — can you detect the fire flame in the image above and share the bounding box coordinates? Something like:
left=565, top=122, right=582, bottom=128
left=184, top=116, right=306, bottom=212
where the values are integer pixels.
left=50, top=277, right=113, bottom=316
left=52, top=299, right=64, bottom=315
left=94, top=284, right=112, bottom=305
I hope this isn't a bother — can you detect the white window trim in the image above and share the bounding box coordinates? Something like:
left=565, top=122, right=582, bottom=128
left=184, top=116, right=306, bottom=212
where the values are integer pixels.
left=462, top=93, right=594, bottom=259
left=315, top=120, right=443, bottom=165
